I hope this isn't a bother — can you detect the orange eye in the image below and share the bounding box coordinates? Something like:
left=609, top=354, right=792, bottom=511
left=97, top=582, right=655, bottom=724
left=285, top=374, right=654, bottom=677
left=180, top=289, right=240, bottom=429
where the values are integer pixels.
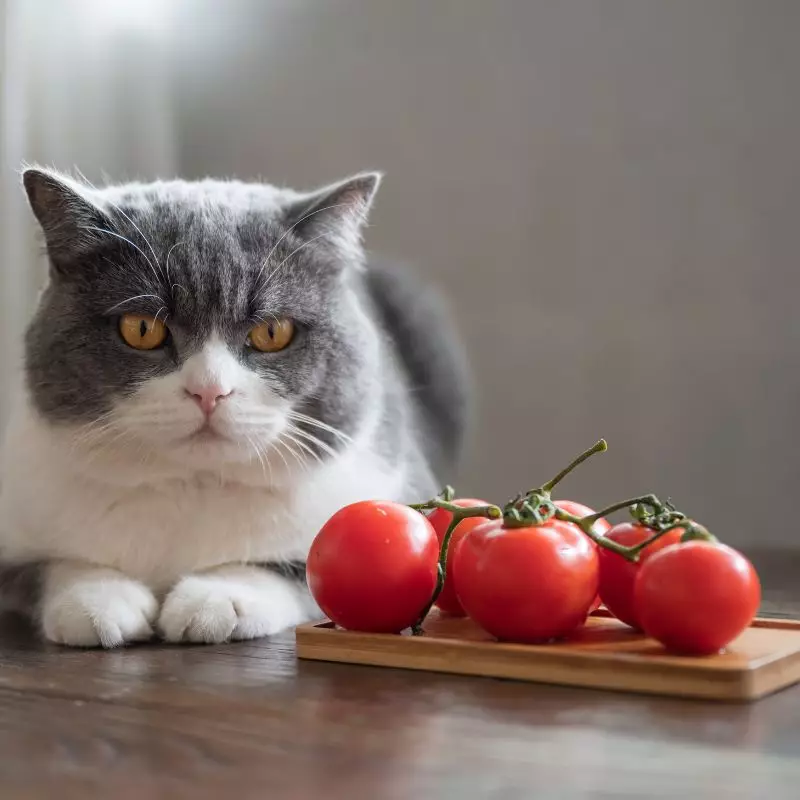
left=248, top=318, right=295, bottom=353
left=119, top=314, right=168, bottom=350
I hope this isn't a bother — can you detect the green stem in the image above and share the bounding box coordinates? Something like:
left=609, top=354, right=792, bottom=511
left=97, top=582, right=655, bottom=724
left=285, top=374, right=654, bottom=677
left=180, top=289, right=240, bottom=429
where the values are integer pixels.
left=556, top=497, right=712, bottom=562
left=539, top=439, right=608, bottom=493
left=410, top=502, right=502, bottom=635
left=553, top=507, right=640, bottom=559
left=409, top=498, right=500, bottom=518
left=679, top=522, right=717, bottom=543
left=626, top=526, right=682, bottom=556
left=409, top=486, right=455, bottom=513
left=581, top=494, right=663, bottom=527
left=625, top=520, right=716, bottom=554
left=554, top=495, right=663, bottom=562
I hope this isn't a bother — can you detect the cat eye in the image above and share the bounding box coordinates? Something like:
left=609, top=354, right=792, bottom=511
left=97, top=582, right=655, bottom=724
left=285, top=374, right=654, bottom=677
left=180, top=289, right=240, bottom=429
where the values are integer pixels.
left=247, top=318, right=295, bottom=353
left=119, top=314, right=169, bottom=351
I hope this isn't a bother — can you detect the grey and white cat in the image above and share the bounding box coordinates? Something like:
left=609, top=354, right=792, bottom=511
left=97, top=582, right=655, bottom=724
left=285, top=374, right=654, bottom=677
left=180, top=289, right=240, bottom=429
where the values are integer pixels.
left=0, top=168, right=468, bottom=647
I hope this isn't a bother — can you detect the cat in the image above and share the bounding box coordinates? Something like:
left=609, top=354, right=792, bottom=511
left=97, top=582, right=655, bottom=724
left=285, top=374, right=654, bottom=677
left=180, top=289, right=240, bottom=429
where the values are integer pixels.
left=0, top=167, right=469, bottom=648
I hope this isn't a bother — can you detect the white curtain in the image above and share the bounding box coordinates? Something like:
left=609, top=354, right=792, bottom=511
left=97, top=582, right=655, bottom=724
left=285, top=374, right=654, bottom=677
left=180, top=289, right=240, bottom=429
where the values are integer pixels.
left=0, top=0, right=178, bottom=429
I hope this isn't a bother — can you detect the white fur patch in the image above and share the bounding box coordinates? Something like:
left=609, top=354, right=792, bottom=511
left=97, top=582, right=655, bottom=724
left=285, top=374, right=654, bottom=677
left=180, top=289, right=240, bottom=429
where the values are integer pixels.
left=41, top=561, right=158, bottom=648
left=159, top=564, right=315, bottom=643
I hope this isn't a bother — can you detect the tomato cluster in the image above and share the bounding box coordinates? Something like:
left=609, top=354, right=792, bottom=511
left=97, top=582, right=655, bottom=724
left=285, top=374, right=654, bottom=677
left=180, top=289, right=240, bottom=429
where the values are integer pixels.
left=306, top=440, right=761, bottom=656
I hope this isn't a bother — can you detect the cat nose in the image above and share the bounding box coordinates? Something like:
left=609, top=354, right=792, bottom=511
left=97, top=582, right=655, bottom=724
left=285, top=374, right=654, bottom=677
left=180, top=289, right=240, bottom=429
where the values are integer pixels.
left=184, top=384, right=233, bottom=416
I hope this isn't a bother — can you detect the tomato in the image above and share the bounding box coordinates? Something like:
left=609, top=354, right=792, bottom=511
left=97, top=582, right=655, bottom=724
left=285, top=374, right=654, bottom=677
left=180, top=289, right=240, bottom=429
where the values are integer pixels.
left=634, top=541, right=761, bottom=655
left=598, top=523, right=683, bottom=629
left=453, top=518, right=599, bottom=642
left=307, top=500, right=439, bottom=633
left=554, top=500, right=611, bottom=612
left=426, top=498, right=490, bottom=616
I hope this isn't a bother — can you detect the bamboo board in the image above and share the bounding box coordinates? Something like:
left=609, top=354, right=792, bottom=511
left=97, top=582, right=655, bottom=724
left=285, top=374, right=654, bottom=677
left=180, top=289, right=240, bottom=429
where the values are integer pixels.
left=295, top=610, right=800, bottom=701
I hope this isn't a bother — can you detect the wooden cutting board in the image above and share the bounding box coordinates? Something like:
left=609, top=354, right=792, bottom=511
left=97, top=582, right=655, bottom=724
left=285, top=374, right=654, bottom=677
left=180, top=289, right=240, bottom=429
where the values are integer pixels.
left=295, top=610, right=800, bottom=701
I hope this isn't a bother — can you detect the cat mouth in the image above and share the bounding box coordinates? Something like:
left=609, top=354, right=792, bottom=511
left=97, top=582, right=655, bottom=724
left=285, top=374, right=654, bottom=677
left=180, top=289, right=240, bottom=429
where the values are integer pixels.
left=185, top=424, right=227, bottom=443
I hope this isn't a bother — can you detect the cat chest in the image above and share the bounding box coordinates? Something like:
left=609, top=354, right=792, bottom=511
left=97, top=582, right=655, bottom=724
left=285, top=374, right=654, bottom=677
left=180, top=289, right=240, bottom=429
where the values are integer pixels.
left=11, top=481, right=309, bottom=588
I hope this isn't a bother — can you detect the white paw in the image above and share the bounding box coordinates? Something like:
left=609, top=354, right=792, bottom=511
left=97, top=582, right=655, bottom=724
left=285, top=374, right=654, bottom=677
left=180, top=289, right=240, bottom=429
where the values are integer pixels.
left=42, top=567, right=158, bottom=649
left=159, top=567, right=310, bottom=644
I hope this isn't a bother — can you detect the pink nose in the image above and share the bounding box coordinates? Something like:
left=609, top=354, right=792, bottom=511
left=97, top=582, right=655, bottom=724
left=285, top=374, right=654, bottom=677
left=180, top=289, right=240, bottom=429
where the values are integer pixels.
left=185, top=385, right=232, bottom=416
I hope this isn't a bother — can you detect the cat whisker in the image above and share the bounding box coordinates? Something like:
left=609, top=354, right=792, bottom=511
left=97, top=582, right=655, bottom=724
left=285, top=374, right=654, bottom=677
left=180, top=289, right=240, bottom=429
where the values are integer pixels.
left=72, top=409, right=115, bottom=434
left=76, top=426, right=135, bottom=470
left=259, top=232, right=330, bottom=293
left=72, top=423, right=117, bottom=450
left=278, top=435, right=309, bottom=474
left=286, top=426, right=338, bottom=460
left=70, top=430, right=116, bottom=461
left=252, top=202, right=349, bottom=291
left=260, top=445, right=275, bottom=485
left=286, top=411, right=352, bottom=443
left=104, top=200, right=165, bottom=283
left=72, top=165, right=97, bottom=190
left=134, top=435, right=157, bottom=479
left=69, top=412, right=119, bottom=451
left=269, top=439, right=292, bottom=474
left=96, top=427, right=134, bottom=452
left=283, top=429, right=324, bottom=466
left=153, top=306, right=168, bottom=326
left=243, top=431, right=270, bottom=484
left=266, top=452, right=276, bottom=483
left=105, top=294, right=167, bottom=314
left=165, top=241, right=187, bottom=291
left=80, top=226, right=164, bottom=293
left=252, top=310, right=283, bottom=327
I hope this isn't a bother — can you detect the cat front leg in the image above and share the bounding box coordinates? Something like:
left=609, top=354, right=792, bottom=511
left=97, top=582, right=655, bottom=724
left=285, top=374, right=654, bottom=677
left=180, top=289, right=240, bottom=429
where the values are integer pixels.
left=158, top=563, right=317, bottom=644
left=41, top=561, right=159, bottom=648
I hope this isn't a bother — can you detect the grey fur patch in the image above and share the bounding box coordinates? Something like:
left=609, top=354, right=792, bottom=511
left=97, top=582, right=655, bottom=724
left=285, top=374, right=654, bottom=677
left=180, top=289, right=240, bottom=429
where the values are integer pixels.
left=259, top=561, right=307, bottom=583
left=0, top=561, right=44, bottom=615
left=362, top=262, right=472, bottom=476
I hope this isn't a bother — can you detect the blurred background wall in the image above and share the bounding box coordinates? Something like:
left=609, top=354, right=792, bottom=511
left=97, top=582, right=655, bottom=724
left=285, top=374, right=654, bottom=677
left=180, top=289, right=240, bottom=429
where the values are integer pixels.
left=1, top=0, right=798, bottom=546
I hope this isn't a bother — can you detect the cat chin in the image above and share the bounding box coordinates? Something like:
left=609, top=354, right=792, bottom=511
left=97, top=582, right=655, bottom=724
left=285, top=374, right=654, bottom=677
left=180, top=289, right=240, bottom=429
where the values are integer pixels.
left=166, top=436, right=273, bottom=470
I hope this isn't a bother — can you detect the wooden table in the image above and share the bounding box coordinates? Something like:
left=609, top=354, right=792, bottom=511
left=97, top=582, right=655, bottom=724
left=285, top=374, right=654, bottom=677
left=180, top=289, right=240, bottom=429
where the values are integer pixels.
left=0, top=549, right=798, bottom=799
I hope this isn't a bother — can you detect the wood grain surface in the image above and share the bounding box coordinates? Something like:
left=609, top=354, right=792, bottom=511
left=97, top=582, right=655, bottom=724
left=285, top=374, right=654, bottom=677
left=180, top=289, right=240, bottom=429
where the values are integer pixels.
left=297, top=612, right=800, bottom=701
left=0, top=548, right=797, bottom=799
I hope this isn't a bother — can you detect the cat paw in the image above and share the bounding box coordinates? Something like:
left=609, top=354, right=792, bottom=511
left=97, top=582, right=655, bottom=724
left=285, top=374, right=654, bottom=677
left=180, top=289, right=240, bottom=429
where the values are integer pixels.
left=159, top=567, right=309, bottom=644
left=41, top=566, right=158, bottom=648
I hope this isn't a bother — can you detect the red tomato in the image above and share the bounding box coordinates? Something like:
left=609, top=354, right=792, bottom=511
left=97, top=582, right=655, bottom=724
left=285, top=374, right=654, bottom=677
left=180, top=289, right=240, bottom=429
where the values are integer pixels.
left=555, top=500, right=611, bottom=612
left=453, top=518, right=599, bottom=642
left=634, top=541, right=761, bottom=655
left=598, top=523, right=683, bottom=629
left=307, top=500, right=439, bottom=633
left=427, top=498, right=490, bottom=617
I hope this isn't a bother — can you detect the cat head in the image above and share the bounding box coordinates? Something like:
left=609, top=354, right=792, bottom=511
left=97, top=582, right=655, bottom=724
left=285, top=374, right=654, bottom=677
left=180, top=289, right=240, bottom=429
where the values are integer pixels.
left=21, top=167, right=382, bottom=478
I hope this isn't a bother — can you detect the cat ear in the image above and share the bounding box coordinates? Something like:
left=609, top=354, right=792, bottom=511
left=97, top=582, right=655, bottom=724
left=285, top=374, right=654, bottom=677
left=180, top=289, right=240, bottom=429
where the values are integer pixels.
left=22, top=168, right=112, bottom=268
left=283, top=172, right=382, bottom=260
